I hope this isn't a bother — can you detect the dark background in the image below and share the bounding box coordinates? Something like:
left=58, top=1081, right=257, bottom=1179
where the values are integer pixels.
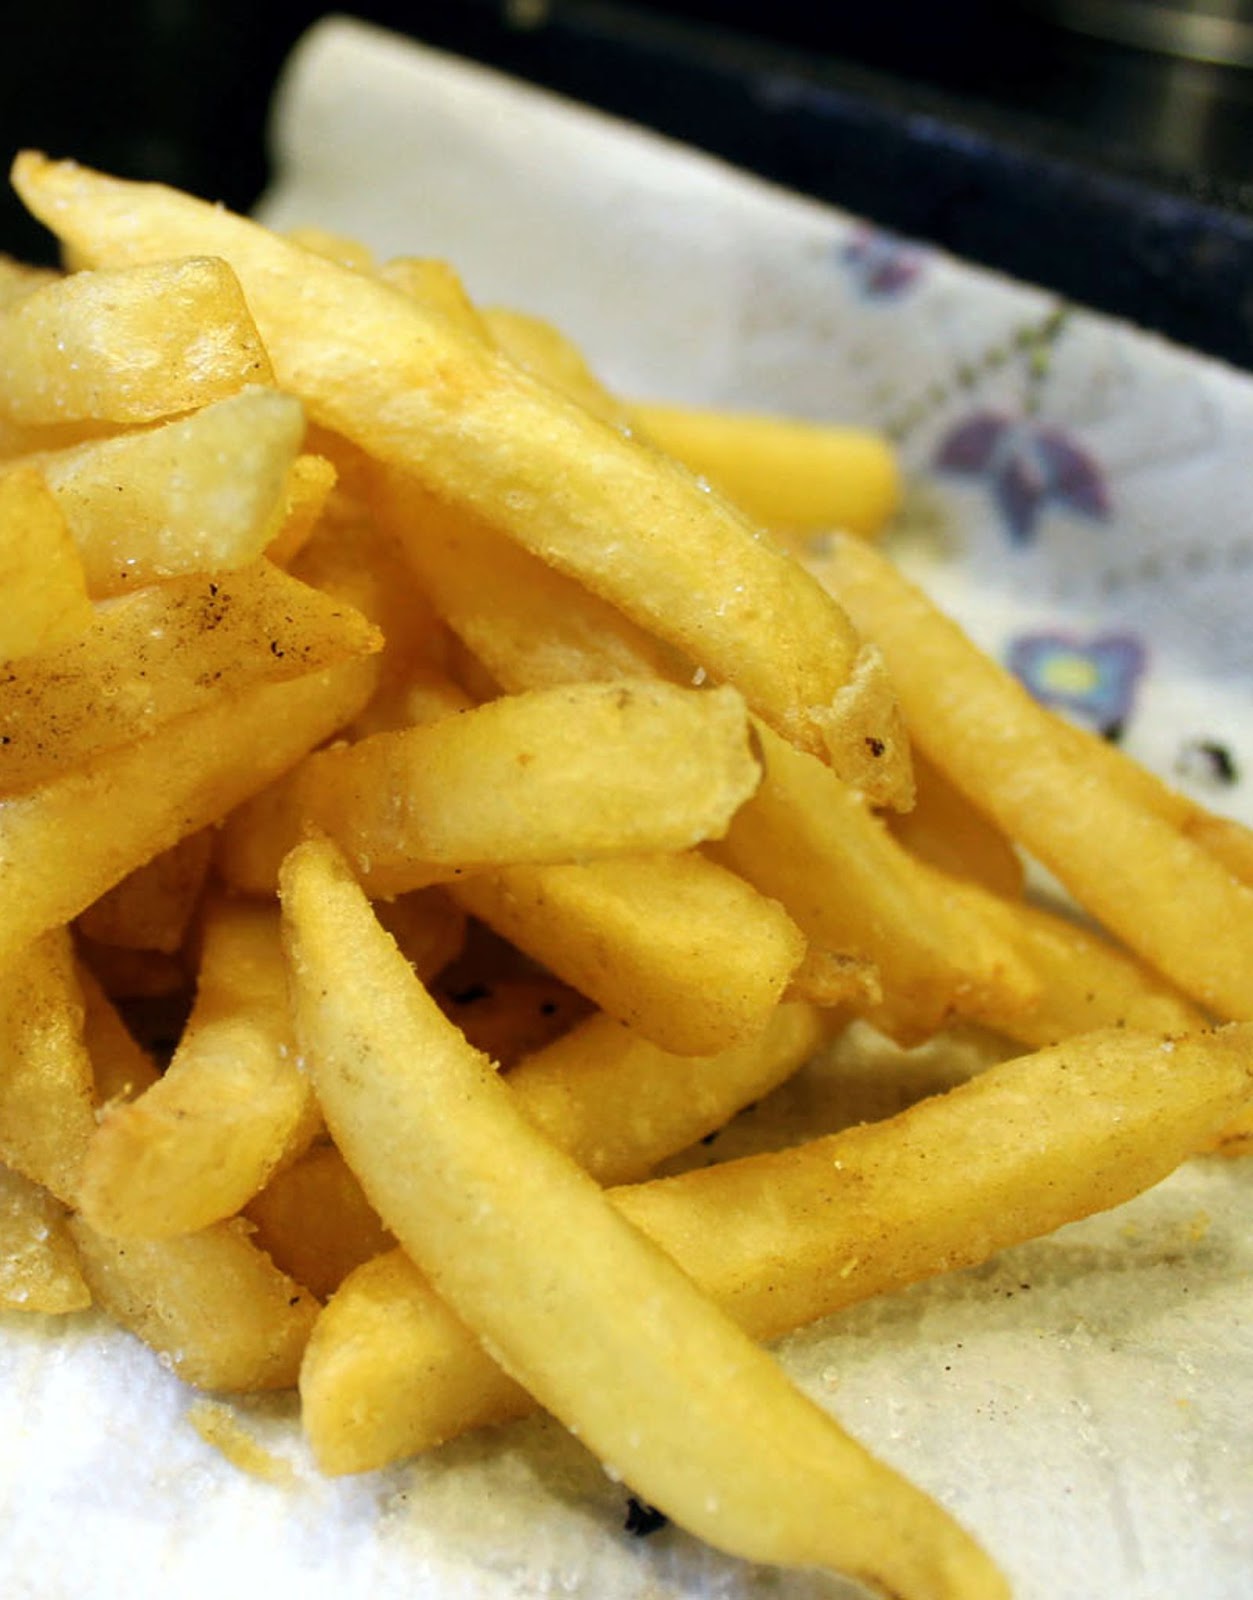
left=3, top=1, right=1252, bottom=367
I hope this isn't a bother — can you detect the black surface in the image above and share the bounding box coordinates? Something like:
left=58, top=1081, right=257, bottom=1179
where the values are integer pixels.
left=3, top=1, right=1252, bottom=369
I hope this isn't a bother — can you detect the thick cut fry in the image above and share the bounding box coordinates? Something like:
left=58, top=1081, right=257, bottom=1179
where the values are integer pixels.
left=0, top=656, right=379, bottom=972
left=956, top=884, right=1206, bottom=1049
left=629, top=401, right=901, bottom=536
left=0, top=465, right=92, bottom=657
left=78, top=964, right=161, bottom=1104
left=264, top=452, right=337, bottom=568
left=451, top=854, right=807, bottom=1057
left=0, top=255, right=272, bottom=425
left=0, top=1161, right=90, bottom=1313
left=30, top=388, right=304, bottom=593
left=888, top=748, right=1025, bottom=900
left=305, top=1022, right=1253, bottom=1469
left=0, top=562, right=380, bottom=794
left=68, top=1214, right=318, bottom=1392
left=509, top=1000, right=833, bottom=1186
left=13, top=157, right=912, bottom=806
left=246, top=1143, right=395, bottom=1302
left=78, top=898, right=320, bottom=1238
left=282, top=838, right=1004, bottom=1600
left=0, top=928, right=95, bottom=1204
left=374, top=471, right=688, bottom=689
left=712, top=721, right=1039, bottom=1041
left=816, top=533, right=1253, bottom=1019
left=76, top=831, right=213, bottom=953
left=219, top=680, right=759, bottom=897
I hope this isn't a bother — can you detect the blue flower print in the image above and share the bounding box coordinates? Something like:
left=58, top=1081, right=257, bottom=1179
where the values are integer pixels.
left=935, top=411, right=1110, bottom=544
left=839, top=229, right=924, bottom=300
left=1007, top=630, right=1146, bottom=738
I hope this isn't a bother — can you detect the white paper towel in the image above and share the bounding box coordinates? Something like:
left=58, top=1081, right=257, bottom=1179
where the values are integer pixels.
left=2, top=17, right=1250, bottom=1600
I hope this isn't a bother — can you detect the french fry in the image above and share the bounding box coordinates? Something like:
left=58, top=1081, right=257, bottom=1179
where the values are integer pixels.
left=0, top=255, right=272, bottom=425
left=28, top=387, right=304, bottom=593
left=0, top=562, right=380, bottom=794
left=0, top=928, right=96, bottom=1204
left=218, top=680, right=761, bottom=897
left=304, top=1021, right=1253, bottom=1471
left=712, top=720, right=1039, bottom=1041
left=282, top=837, right=1005, bottom=1600
left=374, top=887, right=467, bottom=986
left=246, top=1142, right=395, bottom=1302
left=77, top=898, right=320, bottom=1238
left=815, top=532, right=1253, bottom=1019
left=13, top=156, right=913, bottom=806
left=888, top=748, right=1025, bottom=901
left=78, top=963, right=161, bottom=1105
left=68, top=1213, right=318, bottom=1392
left=483, top=306, right=632, bottom=428
left=264, top=452, right=337, bottom=569
left=437, top=975, right=590, bottom=1069
left=75, top=831, right=213, bottom=954
left=0, top=656, right=380, bottom=972
left=0, top=1161, right=90, bottom=1314
left=451, top=853, right=807, bottom=1057
left=0, top=465, right=93, bottom=657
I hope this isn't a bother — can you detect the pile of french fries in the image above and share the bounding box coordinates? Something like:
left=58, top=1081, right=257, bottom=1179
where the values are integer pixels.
left=1, top=152, right=1250, bottom=1600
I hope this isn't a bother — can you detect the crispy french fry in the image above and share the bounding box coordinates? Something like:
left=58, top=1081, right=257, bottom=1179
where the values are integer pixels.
left=0, top=1160, right=90, bottom=1314
left=815, top=533, right=1253, bottom=1019
left=712, top=720, right=1039, bottom=1041
left=509, top=1000, right=833, bottom=1186
left=218, top=680, right=760, bottom=897
left=0, top=656, right=379, bottom=971
left=888, top=748, right=1025, bottom=901
left=76, top=831, right=213, bottom=954
left=0, top=465, right=93, bottom=657
left=451, top=853, right=806, bottom=1057
left=78, top=963, right=161, bottom=1105
left=0, top=563, right=380, bottom=795
left=304, top=1021, right=1253, bottom=1470
left=0, top=255, right=272, bottom=425
left=13, top=157, right=912, bottom=806
left=246, top=1143, right=395, bottom=1302
left=28, top=388, right=304, bottom=594
left=629, top=401, right=901, bottom=536
left=384, top=258, right=493, bottom=340
left=282, top=837, right=1005, bottom=1600
left=0, top=928, right=95, bottom=1204
left=483, top=306, right=632, bottom=428
left=68, top=1213, right=318, bottom=1391
left=374, top=888, right=467, bottom=986
left=437, top=976, right=590, bottom=1069
left=77, top=898, right=320, bottom=1238
left=264, top=452, right=337, bottom=569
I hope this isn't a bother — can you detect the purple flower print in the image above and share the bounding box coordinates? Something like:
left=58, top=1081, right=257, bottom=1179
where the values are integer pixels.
left=936, top=411, right=1110, bottom=544
left=1007, top=630, right=1146, bottom=738
left=840, top=229, right=924, bottom=300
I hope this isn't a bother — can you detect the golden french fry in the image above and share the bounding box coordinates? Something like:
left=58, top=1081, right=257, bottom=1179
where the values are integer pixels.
left=68, top=1213, right=318, bottom=1392
left=451, top=853, right=807, bottom=1057
left=264, top=452, right=337, bottom=568
left=282, top=837, right=1005, bottom=1599
left=0, top=928, right=96, bottom=1204
left=712, top=720, right=1039, bottom=1041
left=483, top=306, right=631, bottom=428
left=0, top=562, right=379, bottom=795
left=75, top=831, right=213, bottom=953
left=13, top=156, right=912, bottom=806
left=888, top=748, right=1025, bottom=901
left=0, top=1160, right=90, bottom=1314
left=384, top=258, right=493, bottom=340
left=0, top=656, right=379, bottom=972
left=508, top=1000, right=833, bottom=1186
left=0, top=254, right=272, bottom=425
left=815, top=532, right=1253, bottom=1019
left=0, top=254, right=59, bottom=309
left=77, top=898, right=320, bottom=1238
left=78, top=963, right=162, bottom=1105
left=955, top=882, right=1206, bottom=1049
left=219, top=680, right=760, bottom=897
left=246, top=1142, right=395, bottom=1301
left=374, top=887, right=467, bottom=986
left=629, top=401, right=901, bottom=536
left=305, top=1021, right=1253, bottom=1470
left=27, top=387, right=304, bottom=594
left=0, top=465, right=93, bottom=657
left=437, top=976, right=590, bottom=1069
